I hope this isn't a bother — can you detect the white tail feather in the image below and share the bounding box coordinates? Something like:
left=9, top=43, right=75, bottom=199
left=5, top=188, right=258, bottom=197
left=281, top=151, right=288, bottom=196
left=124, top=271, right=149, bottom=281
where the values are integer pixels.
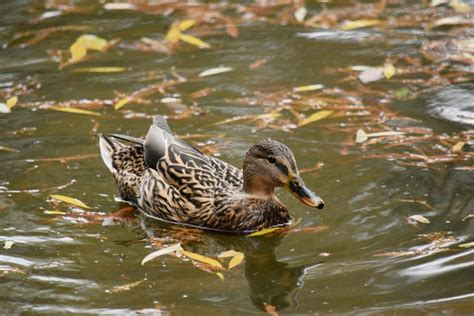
left=99, top=136, right=115, bottom=173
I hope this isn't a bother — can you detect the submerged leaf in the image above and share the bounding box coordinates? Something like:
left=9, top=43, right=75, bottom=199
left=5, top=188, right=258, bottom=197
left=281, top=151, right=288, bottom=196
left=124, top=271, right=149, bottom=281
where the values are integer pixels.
left=141, top=243, right=182, bottom=266
left=247, top=227, right=281, bottom=237
left=299, top=110, right=333, bottom=126
left=228, top=253, right=244, bottom=269
left=49, top=106, right=101, bottom=116
left=180, top=249, right=223, bottom=268
left=198, top=66, right=233, bottom=78
left=6, top=96, right=18, bottom=108
left=50, top=194, right=91, bottom=209
left=216, top=272, right=225, bottom=281
left=111, top=280, right=144, bottom=293
left=179, top=34, right=210, bottom=49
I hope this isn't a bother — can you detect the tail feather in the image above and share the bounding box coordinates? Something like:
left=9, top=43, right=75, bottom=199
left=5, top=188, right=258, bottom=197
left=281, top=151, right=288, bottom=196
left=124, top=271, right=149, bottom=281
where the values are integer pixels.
left=153, top=115, right=172, bottom=134
left=99, top=134, right=116, bottom=173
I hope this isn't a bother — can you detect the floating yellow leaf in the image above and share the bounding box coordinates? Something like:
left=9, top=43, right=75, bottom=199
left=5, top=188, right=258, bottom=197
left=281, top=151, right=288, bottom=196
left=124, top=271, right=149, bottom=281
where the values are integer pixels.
left=165, top=22, right=181, bottom=43
left=49, top=106, right=101, bottom=116
left=459, top=242, right=474, bottom=248
left=4, top=241, right=14, bottom=250
left=6, top=96, right=18, bottom=108
left=70, top=42, right=87, bottom=62
left=114, top=97, right=132, bottom=110
left=383, top=64, right=396, bottom=79
left=293, top=84, right=323, bottom=92
left=71, top=67, right=127, bottom=73
left=141, top=243, right=182, bottom=266
left=216, top=272, right=225, bottom=281
left=49, top=194, right=91, bottom=209
left=299, top=110, right=333, bottom=126
left=228, top=253, right=244, bottom=269
left=75, top=34, right=108, bottom=52
left=44, top=210, right=67, bottom=215
left=180, top=249, right=223, bottom=268
left=247, top=227, right=281, bottom=237
left=178, top=19, right=196, bottom=31
left=198, top=66, right=233, bottom=78
left=340, top=19, right=382, bottom=31
left=179, top=34, right=210, bottom=49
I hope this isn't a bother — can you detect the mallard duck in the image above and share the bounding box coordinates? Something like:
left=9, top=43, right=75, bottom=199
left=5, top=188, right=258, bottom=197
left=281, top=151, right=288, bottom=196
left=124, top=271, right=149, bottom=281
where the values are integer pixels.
left=99, top=116, right=324, bottom=233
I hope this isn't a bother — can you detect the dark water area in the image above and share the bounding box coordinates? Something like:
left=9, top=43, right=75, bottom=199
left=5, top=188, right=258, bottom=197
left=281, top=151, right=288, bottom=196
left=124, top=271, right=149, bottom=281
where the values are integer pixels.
left=0, top=1, right=473, bottom=315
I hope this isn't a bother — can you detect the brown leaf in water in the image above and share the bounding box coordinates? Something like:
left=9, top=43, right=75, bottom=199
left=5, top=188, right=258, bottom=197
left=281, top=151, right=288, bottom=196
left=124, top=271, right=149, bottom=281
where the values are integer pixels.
left=249, top=58, right=267, bottom=70
left=110, top=279, right=145, bottom=293
left=190, top=87, right=215, bottom=99
left=299, top=162, right=325, bottom=174
left=452, top=141, right=465, bottom=153
left=292, top=225, right=330, bottom=233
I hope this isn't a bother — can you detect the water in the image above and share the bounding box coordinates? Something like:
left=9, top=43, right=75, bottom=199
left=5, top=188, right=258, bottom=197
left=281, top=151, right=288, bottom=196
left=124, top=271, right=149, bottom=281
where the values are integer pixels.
left=1, top=1, right=473, bottom=314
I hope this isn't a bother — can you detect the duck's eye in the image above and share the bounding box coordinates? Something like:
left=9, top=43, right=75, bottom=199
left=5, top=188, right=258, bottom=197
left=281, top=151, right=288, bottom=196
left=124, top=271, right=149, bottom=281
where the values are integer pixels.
left=267, top=156, right=277, bottom=164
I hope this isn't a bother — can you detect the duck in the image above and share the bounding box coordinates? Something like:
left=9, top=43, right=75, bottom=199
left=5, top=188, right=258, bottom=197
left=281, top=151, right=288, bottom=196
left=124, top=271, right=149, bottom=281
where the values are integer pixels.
left=99, top=116, right=324, bottom=233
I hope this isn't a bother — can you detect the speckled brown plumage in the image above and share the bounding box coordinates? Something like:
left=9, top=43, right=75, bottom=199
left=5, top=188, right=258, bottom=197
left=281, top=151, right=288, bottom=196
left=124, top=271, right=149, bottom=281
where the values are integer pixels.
left=99, top=116, right=324, bottom=233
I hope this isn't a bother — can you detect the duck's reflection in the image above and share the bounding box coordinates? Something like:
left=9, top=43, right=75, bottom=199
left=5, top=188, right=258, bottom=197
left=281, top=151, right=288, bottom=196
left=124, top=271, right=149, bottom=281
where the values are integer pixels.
left=138, top=215, right=323, bottom=312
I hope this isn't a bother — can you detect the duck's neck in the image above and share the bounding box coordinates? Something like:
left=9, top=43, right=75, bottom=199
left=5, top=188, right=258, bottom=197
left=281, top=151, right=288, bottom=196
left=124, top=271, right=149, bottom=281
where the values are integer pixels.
left=243, top=174, right=276, bottom=197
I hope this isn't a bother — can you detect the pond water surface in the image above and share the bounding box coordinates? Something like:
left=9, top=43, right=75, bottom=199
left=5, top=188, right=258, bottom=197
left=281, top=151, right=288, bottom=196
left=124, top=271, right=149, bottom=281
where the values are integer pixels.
left=0, top=1, right=473, bottom=315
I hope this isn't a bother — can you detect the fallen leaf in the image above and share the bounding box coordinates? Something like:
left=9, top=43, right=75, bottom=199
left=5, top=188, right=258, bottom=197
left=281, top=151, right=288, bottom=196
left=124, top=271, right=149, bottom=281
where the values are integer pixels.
left=70, top=42, right=87, bottom=63
left=179, top=249, right=223, bottom=268
left=49, top=106, right=101, bottom=116
left=103, top=3, right=136, bottom=10
left=383, top=64, right=396, bottom=79
left=249, top=58, right=267, bottom=70
left=50, top=194, right=91, bottom=209
left=165, top=21, right=182, bottom=44
left=141, top=243, right=182, bottom=266
left=228, top=252, right=244, bottom=269
left=111, top=279, right=144, bottom=293
left=299, top=110, right=333, bottom=126
left=0, top=145, right=19, bottom=153
left=356, top=129, right=405, bottom=143
left=408, top=214, right=431, bottom=224
left=358, top=67, right=384, bottom=84
left=293, top=84, right=323, bottom=92
left=179, top=34, right=210, bottom=49
left=247, top=227, right=281, bottom=237
left=449, top=0, right=471, bottom=13
left=44, top=210, right=67, bottom=215
left=340, top=19, right=382, bottom=31
left=458, top=242, right=474, bottom=248
left=71, top=67, right=127, bottom=73
left=434, top=16, right=473, bottom=27
left=4, top=241, right=14, bottom=250
left=75, top=34, right=108, bottom=52
left=178, top=19, right=196, bottom=32
left=6, top=97, right=18, bottom=108
left=198, top=66, right=233, bottom=78
left=0, top=103, right=11, bottom=113
left=452, top=141, right=465, bottom=153
left=114, top=97, right=132, bottom=110
left=216, top=272, right=225, bottom=281
left=294, top=7, right=307, bottom=22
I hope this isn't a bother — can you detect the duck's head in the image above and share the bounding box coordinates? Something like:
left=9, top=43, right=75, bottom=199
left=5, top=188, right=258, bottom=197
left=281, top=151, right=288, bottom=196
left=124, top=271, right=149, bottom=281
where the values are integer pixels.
left=243, top=139, right=324, bottom=209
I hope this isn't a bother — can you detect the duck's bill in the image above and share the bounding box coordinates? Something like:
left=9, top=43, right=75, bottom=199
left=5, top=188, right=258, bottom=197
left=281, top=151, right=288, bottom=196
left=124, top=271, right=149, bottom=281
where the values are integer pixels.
left=288, top=178, right=325, bottom=209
